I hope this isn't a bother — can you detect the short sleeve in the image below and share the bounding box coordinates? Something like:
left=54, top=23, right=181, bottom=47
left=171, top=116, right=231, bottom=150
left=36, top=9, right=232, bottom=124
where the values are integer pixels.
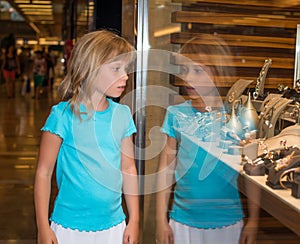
left=41, top=104, right=66, bottom=139
left=122, top=106, right=136, bottom=138
left=160, top=107, right=176, bottom=139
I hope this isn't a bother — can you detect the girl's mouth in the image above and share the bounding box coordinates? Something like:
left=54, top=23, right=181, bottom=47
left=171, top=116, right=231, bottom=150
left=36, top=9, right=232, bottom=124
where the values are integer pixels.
left=117, top=86, right=126, bottom=91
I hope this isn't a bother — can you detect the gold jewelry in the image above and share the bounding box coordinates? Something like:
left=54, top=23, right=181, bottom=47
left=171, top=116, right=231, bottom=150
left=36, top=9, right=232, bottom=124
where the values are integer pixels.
left=274, top=151, right=295, bottom=171
left=253, top=58, right=272, bottom=100
left=279, top=167, right=300, bottom=189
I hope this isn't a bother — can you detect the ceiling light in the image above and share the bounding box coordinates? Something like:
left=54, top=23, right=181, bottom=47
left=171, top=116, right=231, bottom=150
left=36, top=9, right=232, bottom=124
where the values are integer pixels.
left=24, top=12, right=52, bottom=15
left=18, top=4, right=52, bottom=8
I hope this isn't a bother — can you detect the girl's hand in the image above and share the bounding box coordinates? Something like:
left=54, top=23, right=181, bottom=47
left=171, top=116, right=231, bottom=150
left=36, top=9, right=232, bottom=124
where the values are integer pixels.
left=37, top=227, right=58, bottom=244
left=239, top=220, right=258, bottom=244
left=156, top=220, right=174, bottom=244
left=123, top=220, right=139, bottom=244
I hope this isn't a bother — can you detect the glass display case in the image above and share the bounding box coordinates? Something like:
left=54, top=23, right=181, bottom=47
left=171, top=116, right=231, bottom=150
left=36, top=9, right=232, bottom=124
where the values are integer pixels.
left=122, top=1, right=300, bottom=242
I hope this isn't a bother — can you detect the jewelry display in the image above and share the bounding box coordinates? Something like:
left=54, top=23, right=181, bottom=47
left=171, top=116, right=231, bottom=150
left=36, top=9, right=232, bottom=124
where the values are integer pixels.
left=253, top=58, right=272, bottom=100
left=295, top=79, right=300, bottom=93
left=243, top=143, right=272, bottom=176
left=242, top=141, right=259, bottom=160
left=243, top=156, right=266, bottom=176
left=239, top=92, right=259, bottom=132
left=223, top=79, right=255, bottom=113
left=279, top=167, right=300, bottom=189
left=258, top=97, right=293, bottom=138
left=225, top=100, right=244, bottom=138
left=266, top=144, right=300, bottom=189
left=291, top=170, right=300, bottom=198
left=274, top=151, right=295, bottom=171
left=257, top=93, right=282, bottom=113
left=243, top=139, right=300, bottom=178
left=289, top=104, right=300, bottom=124
left=281, top=82, right=300, bottom=102
left=174, top=110, right=221, bottom=141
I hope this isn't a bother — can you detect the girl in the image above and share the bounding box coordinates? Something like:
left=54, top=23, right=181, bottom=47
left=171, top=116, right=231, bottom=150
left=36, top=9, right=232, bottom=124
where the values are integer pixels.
left=1, top=45, right=20, bottom=98
left=34, top=30, right=139, bottom=244
left=156, top=34, right=260, bottom=244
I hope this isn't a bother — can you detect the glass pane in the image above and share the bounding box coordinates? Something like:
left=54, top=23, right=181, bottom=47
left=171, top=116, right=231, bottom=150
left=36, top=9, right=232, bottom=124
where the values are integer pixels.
left=140, top=1, right=300, bottom=243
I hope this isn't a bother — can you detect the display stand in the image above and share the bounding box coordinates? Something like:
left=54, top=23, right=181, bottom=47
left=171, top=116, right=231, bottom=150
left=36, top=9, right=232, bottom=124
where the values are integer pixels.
left=181, top=133, right=300, bottom=236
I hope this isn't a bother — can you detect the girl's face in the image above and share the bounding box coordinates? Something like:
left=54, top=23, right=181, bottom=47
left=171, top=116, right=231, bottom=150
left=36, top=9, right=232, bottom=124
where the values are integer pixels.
left=94, top=59, right=129, bottom=98
left=179, top=63, right=215, bottom=99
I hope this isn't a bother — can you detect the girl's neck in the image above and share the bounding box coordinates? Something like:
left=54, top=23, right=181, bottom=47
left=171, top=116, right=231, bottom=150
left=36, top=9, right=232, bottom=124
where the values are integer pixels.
left=191, top=99, right=208, bottom=112
left=92, top=95, right=109, bottom=111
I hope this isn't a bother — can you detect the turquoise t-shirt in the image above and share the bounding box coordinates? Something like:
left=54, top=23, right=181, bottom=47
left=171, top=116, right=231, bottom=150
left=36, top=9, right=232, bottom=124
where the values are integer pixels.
left=41, top=98, right=136, bottom=231
left=161, top=100, right=244, bottom=229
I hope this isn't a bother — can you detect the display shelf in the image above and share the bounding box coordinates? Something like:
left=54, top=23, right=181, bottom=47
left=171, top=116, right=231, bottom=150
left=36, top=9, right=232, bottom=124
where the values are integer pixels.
left=181, top=133, right=300, bottom=236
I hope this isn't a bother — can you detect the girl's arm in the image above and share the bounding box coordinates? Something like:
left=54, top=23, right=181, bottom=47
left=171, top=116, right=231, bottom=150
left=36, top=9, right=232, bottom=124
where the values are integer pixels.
left=34, top=131, right=62, bottom=244
left=121, top=135, right=139, bottom=244
left=156, top=135, right=177, bottom=244
left=239, top=178, right=261, bottom=244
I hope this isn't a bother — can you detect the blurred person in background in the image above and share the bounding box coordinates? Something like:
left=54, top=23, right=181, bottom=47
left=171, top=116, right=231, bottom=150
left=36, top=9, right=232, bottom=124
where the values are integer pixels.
left=19, top=46, right=33, bottom=96
left=1, top=45, right=20, bottom=98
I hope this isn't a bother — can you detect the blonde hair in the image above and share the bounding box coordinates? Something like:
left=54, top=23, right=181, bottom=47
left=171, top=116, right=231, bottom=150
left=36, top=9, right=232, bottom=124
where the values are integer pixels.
left=58, top=30, right=135, bottom=118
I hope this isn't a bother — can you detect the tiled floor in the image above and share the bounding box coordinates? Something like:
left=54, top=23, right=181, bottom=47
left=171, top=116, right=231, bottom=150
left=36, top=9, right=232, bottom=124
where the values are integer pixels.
left=0, top=79, right=300, bottom=244
left=0, top=79, right=57, bottom=243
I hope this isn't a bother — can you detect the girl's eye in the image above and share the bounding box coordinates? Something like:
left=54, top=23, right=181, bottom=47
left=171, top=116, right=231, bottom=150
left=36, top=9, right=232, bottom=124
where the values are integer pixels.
left=179, top=65, right=188, bottom=74
left=194, top=68, right=204, bottom=74
left=112, top=67, right=121, bottom=72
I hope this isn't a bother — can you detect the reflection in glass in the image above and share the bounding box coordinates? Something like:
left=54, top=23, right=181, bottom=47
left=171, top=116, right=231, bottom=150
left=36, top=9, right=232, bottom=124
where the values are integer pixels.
left=156, top=34, right=260, bottom=244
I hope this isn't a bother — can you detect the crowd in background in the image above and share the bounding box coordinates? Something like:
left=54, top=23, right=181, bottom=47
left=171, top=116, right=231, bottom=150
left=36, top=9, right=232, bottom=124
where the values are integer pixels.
left=0, top=44, right=58, bottom=99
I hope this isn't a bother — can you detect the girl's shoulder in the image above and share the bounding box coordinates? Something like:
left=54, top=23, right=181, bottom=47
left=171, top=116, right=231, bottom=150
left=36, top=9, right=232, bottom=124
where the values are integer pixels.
left=50, top=101, right=72, bottom=116
left=109, top=98, right=132, bottom=113
left=167, top=100, right=192, bottom=113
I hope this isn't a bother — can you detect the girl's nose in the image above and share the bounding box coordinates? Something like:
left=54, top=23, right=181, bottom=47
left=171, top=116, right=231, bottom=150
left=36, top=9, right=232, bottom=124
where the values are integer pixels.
left=121, top=72, right=129, bottom=80
left=183, top=72, right=196, bottom=86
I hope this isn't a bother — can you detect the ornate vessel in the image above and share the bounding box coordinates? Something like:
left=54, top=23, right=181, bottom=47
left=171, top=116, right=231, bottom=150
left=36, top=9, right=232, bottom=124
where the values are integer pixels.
left=226, top=100, right=244, bottom=138
left=239, top=92, right=259, bottom=132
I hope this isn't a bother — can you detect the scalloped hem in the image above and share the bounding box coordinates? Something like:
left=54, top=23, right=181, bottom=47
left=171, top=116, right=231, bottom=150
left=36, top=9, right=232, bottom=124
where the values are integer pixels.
left=50, top=217, right=126, bottom=232
left=41, top=127, right=64, bottom=139
left=169, top=217, right=244, bottom=230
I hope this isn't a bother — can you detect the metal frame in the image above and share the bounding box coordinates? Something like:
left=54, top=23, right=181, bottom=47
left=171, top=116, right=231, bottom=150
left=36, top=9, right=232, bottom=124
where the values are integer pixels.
left=135, top=0, right=149, bottom=231
left=294, top=24, right=300, bottom=88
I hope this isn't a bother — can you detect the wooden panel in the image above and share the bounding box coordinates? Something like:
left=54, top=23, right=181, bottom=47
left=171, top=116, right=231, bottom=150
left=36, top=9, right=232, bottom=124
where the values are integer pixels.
left=172, top=0, right=300, bottom=9
left=170, top=0, right=298, bottom=98
left=172, top=11, right=299, bottom=29
left=172, top=76, right=293, bottom=89
left=171, top=32, right=295, bottom=49
left=174, top=54, right=294, bottom=69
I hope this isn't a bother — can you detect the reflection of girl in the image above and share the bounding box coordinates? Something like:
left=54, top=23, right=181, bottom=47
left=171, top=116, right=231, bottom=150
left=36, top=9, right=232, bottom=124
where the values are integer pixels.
left=1, top=45, right=20, bottom=98
left=156, top=34, right=260, bottom=244
left=34, top=30, right=139, bottom=244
